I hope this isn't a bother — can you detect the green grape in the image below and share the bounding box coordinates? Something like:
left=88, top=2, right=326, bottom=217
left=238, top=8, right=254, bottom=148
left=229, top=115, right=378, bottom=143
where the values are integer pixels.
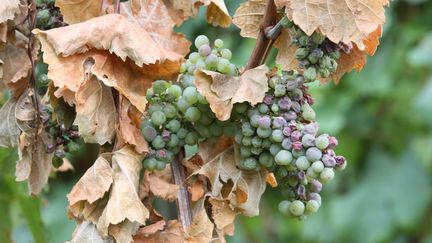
left=274, top=84, right=287, bottom=97
left=214, top=39, right=224, bottom=48
left=166, top=119, right=181, bottom=133
left=210, top=123, right=223, bottom=137
left=163, top=104, right=177, bottom=118
left=315, top=135, right=329, bottom=149
left=269, top=76, right=281, bottom=88
left=185, top=107, right=201, bottom=122
left=52, top=156, right=63, bottom=168
left=180, top=63, right=187, bottom=73
left=196, top=124, right=211, bottom=138
left=251, top=136, right=262, bottom=147
left=227, top=64, right=237, bottom=76
left=320, top=168, right=334, bottom=183
left=318, top=68, right=330, bottom=78
left=198, top=113, right=214, bottom=125
left=305, top=200, right=320, bottom=214
left=259, top=152, right=273, bottom=167
left=67, top=141, right=80, bottom=152
left=289, top=200, right=305, bottom=217
left=257, top=127, right=272, bottom=138
left=242, top=157, right=258, bottom=170
left=311, top=32, right=325, bottom=45
left=234, top=103, right=248, bottom=113
left=167, top=84, right=182, bottom=99
left=295, top=156, right=310, bottom=170
left=152, top=135, right=165, bottom=149
left=258, top=104, right=269, bottom=114
left=278, top=200, right=291, bottom=215
left=220, top=49, right=232, bottom=60
left=329, top=50, right=341, bottom=60
left=167, top=134, right=180, bottom=147
left=271, top=129, right=284, bottom=143
left=302, top=103, right=316, bottom=121
left=146, top=89, right=154, bottom=100
left=181, top=74, right=195, bottom=87
left=197, top=93, right=208, bottom=104
left=311, top=161, right=324, bottom=173
left=152, top=80, right=170, bottom=94
left=242, top=136, right=252, bottom=146
left=177, top=97, right=191, bottom=113
left=247, top=108, right=260, bottom=118
left=235, top=132, right=243, bottom=144
left=205, top=53, right=219, bottom=68
left=275, top=150, right=293, bottom=165
left=164, top=150, right=175, bottom=162
left=217, top=58, right=230, bottom=73
left=250, top=114, right=260, bottom=127
left=147, top=103, right=162, bottom=115
left=151, top=111, right=167, bottom=126
left=271, top=104, right=279, bottom=113
left=250, top=147, right=263, bottom=155
left=155, top=160, right=166, bottom=170
left=275, top=166, right=288, bottom=178
left=196, top=59, right=206, bottom=69
left=143, top=158, right=157, bottom=170
left=176, top=128, right=188, bottom=139
left=304, top=67, right=317, bottom=81
left=295, top=48, right=309, bottom=59
left=183, top=87, right=198, bottom=104
left=262, top=139, right=272, bottom=148
left=185, top=132, right=198, bottom=145
left=194, top=35, right=210, bottom=48
left=189, top=52, right=200, bottom=64
left=306, top=167, right=318, bottom=178
left=223, top=123, right=237, bottom=137
left=292, top=149, right=305, bottom=158
left=240, top=146, right=252, bottom=157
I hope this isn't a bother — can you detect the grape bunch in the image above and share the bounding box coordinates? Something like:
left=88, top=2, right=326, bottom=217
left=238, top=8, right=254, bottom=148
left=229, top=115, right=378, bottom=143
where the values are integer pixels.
left=36, top=0, right=66, bottom=30
left=44, top=118, right=80, bottom=168
left=289, top=27, right=352, bottom=82
left=233, top=70, right=347, bottom=219
left=141, top=35, right=238, bottom=171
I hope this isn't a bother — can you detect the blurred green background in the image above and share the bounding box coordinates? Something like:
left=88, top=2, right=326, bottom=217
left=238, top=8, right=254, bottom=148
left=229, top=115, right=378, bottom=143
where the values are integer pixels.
left=2, top=0, right=432, bottom=242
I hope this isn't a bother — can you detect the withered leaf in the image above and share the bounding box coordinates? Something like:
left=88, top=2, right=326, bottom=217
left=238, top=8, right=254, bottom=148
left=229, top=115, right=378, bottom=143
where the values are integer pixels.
left=143, top=169, right=179, bottom=201
left=195, top=65, right=269, bottom=121
left=186, top=198, right=214, bottom=243
left=73, top=74, right=116, bottom=145
left=67, top=154, right=113, bottom=206
left=67, top=221, right=113, bottom=243
left=203, top=0, right=232, bottom=28
left=97, top=146, right=149, bottom=241
left=0, top=41, right=30, bottom=96
left=134, top=220, right=184, bottom=243
left=209, top=198, right=237, bottom=236
left=232, top=0, right=266, bottom=38
left=284, top=0, right=387, bottom=50
left=56, top=0, right=104, bottom=24
left=0, top=0, right=21, bottom=23
left=0, top=98, right=20, bottom=147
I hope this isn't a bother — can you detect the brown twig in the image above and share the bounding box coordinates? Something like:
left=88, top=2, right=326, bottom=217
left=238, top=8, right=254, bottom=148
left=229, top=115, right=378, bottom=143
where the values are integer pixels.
left=265, top=16, right=288, bottom=40
left=171, top=149, right=192, bottom=230
left=244, top=0, right=278, bottom=70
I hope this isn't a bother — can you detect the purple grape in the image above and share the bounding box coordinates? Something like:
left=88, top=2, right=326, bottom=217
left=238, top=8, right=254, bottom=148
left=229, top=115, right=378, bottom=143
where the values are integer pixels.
left=292, top=141, right=303, bottom=150
left=304, top=93, right=315, bottom=105
left=162, top=130, right=171, bottom=141
left=297, top=185, right=306, bottom=197
left=273, top=117, right=286, bottom=128
left=278, top=97, right=292, bottom=111
left=322, top=154, right=336, bottom=167
left=46, top=143, right=56, bottom=153
left=291, top=130, right=302, bottom=141
left=308, top=193, right=321, bottom=204
left=298, top=170, right=306, bottom=180
left=306, top=147, right=322, bottom=161
left=263, top=95, right=274, bottom=105
left=283, top=111, right=297, bottom=121
left=291, top=102, right=301, bottom=113
left=157, top=149, right=167, bottom=159
left=301, top=134, right=315, bottom=147
left=198, top=44, right=211, bottom=56
left=328, top=136, right=338, bottom=149
left=303, top=122, right=319, bottom=135
left=295, top=76, right=305, bottom=86
left=258, top=115, right=271, bottom=128
left=335, top=156, right=346, bottom=167
left=311, top=179, right=322, bottom=192
left=281, top=138, right=292, bottom=150
left=282, top=126, right=292, bottom=136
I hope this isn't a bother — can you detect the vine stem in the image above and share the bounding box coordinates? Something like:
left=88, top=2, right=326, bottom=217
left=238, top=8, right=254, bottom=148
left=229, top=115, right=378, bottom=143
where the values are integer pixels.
left=244, top=0, right=278, bottom=70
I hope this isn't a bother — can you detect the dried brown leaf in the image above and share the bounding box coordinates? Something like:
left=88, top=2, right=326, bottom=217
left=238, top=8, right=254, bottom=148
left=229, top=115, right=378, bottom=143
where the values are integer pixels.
left=186, top=198, right=214, bottom=243
left=266, top=172, right=278, bottom=187
left=143, top=168, right=179, bottom=201
left=284, top=0, right=387, bottom=50
left=67, top=221, right=113, bottom=243
left=67, top=154, right=113, bottom=206
left=209, top=199, right=237, bottom=236
left=97, top=146, right=149, bottom=241
left=274, top=30, right=299, bottom=71
left=0, top=0, right=21, bottom=23
left=134, top=220, right=184, bottom=243
left=203, top=0, right=231, bottom=28
left=56, top=0, right=104, bottom=24
left=73, top=74, right=116, bottom=145
left=0, top=98, right=20, bottom=147
left=195, top=65, right=269, bottom=121
left=232, top=0, right=266, bottom=38
left=188, top=180, right=205, bottom=202
left=0, top=41, right=30, bottom=96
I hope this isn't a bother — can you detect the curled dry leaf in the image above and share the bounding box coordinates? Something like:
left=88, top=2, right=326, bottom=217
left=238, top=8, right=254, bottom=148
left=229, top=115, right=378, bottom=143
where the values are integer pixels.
left=203, top=0, right=232, bottom=28
left=0, top=98, right=20, bottom=147
left=195, top=65, right=269, bottom=121
left=193, top=145, right=267, bottom=216
left=116, top=96, right=148, bottom=153
left=185, top=198, right=214, bottom=243
left=266, top=172, right=278, bottom=187
left=67, top=221, right=113, bottom=243
left=0, top=0, right=21, bottom=24
left=97, top=146, right=148, bottom=243
left=232, top=0, right=266, bottom=38
left=134, top=220, right=184, bottom=243
left=56, top=0, right=104, bottom=24
left=209, top=198, right=237, bottom=236
left=34, top=14, right=182, bottom=112
left=140, top=167, right=179, bottom=201
left=73, top=74, right=116, bottom=145
left=282, top=0, right=387, bottom=50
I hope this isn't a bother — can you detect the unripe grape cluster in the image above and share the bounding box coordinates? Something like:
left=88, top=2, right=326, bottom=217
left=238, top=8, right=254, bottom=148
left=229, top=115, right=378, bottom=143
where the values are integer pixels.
left=141, top=36, right=238, bottom=171
left=233, top=71, right=347, bottom=219
left=290, top=28, right=352, bottom=82
left=36, top=0, right=66, bottom=30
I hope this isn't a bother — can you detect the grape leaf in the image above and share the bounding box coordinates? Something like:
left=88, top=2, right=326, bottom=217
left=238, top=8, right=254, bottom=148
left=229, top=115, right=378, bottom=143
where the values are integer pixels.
left=73, top=74, right=116, bottom=145
left=0, top=98, right=20, bottom=147
left=281, top=0, right=387, bottom=50
left=134, top=220, right=184, bottom=243
left=34, top=14, right=182, bottom=113
left=56, top=0, right=104, bottom=24
left=97, top=146, right=148, bottom=243
left=209, top=198, right=237, bottom=236
left=67, top=154, right=113, bottom=206
left=116, top=96, right=148, bottom=153
left=140, top=168, right=179, bottom=201
left=232, top=0, right=266, bottom=38
left=195, top=65, right=269, bottom=121
left=185, top=198, right=214, bottom=243
left=0, top=0, right=20, bottom=24
left=67, top=221, right=113, bottom=243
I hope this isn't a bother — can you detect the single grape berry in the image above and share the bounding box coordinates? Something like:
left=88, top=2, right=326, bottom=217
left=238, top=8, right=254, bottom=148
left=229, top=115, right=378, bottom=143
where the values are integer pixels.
left=305, top=200, right=320, bottom=214
left=151, top=111, right=166, bottom=126
left=289, top=200, right=305, bottom=217
left=278, top=200, right=291, bottom=215
left=275, top=150, right=293, bottom=165
left=185, top=107, right=201, bottom=122
left=194, top=35, right=210, bottom=48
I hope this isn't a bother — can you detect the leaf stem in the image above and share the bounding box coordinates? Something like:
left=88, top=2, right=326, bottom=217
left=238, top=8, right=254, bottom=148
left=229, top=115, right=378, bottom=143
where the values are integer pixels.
left=245, top=0, right=278, bottom=70
left=171, top=149, right=192, bottom=230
